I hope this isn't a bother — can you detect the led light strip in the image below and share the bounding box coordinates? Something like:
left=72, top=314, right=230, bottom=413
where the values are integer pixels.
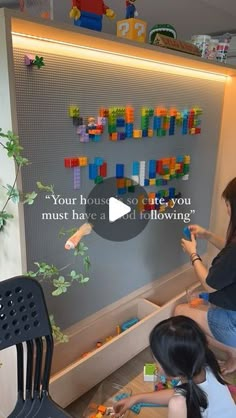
left=12, top=32, right=228, bottom=82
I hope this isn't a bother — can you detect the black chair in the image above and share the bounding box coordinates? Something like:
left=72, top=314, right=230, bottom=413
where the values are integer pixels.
left=0, top=276, right=75, bottom=417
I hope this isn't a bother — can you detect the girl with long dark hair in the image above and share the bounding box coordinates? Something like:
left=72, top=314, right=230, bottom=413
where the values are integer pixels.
left=178, top=177, right=236, bottom=374
left=114, top=316, right=236, bottom=418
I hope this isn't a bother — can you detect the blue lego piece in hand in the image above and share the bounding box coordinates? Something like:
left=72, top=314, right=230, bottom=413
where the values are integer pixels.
left=183, top=226, right=191, bottom=240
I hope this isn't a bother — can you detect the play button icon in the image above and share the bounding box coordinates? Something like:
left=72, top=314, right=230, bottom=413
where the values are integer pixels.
left=85, top=177, right=149, bottom=242
left=109, top=197, right=131, bottom=223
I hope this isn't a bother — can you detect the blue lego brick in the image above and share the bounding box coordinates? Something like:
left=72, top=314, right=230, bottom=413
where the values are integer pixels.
left=118, top=132, right=126, bottom=140
left=142, top=129, right=148, bottom=137
left=132, top=161, right=140, bottom=176
left=144, top=179, right=149, bottom=186
left=169, top=116, right=176, bottom=135
left=94, top=157, right=104, bottom=166
left=199, top=292, right=209, bottom=301
left=168, top=187, right=175, bottom=198
left=125, top=123, right=134, bottom=138
left=183, top=226, right=191, bottom=240
left=92, top=134, right=101, bottom=142
left=149, top=172, right=156, bottom=179
left=116, top=118, right=125, bottom=127
left=121, top=317, right=139, bottom=331
left=89, top=164, right=98, bottom=180
left=176, top=156, right=184, bottom=163
left=153, top=116, right=161, bottom=129
left=117, top=188, right=126, bottom=195
left=149, top=160, right=156, bottom=178
left=149, top=160, right=156, bottom=171
left=114, top=394, right=165, bottom=415
left=116, top=164, right=124, bottom=178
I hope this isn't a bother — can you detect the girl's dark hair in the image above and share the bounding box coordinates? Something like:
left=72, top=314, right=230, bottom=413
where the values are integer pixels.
left=149, top=316, right=225, bottom=418
left=222, top=177, right=236, bottom=245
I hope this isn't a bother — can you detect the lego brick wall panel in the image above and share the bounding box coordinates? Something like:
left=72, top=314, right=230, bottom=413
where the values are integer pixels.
left=13, top=48, right=224, bottom=329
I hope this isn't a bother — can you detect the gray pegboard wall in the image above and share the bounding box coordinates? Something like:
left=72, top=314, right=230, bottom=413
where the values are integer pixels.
left=13, top=47, right=224, bottom=328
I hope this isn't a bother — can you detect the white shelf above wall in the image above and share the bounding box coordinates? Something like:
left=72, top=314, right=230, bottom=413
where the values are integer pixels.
left=1, top=7, right=236, bottom=80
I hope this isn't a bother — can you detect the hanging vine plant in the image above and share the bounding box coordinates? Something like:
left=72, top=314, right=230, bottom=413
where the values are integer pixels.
left=0, top=129, right=92, bottom=343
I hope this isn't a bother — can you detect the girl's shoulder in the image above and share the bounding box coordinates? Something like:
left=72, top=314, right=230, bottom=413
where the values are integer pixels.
left=169, top=393, right=187, bottom=414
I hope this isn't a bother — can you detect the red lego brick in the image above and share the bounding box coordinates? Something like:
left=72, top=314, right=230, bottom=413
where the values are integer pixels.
left=100, top=162, right=107, bottom=177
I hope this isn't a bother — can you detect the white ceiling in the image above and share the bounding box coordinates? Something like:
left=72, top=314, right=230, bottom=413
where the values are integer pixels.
left=1, top=0, right=236, bottom=39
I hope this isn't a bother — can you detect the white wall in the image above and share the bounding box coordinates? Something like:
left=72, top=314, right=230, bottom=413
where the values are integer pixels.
left=208, top=76, right=236, bottom=260
left=0, top=11, right=26, bottom=417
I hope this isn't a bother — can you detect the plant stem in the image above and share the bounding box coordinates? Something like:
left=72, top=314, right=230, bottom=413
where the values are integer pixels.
left=0, top=163, right=20, bottom=214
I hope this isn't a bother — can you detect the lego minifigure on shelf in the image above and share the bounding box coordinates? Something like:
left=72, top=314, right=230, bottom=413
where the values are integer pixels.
left=125, top=0, right=138, bottom=19
left=69, top=0, right=115, bottom=32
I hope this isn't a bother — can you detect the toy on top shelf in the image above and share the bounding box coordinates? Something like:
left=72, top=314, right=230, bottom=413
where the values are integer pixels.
left=117, top=17, right=147, bottom=43
left=149, top=24, right=201, bottom=56
left=69, top=0, right=116, bottom=32
left=149, top=24, right=177, bottom=44
left=126, top=0, right=138, bottom=19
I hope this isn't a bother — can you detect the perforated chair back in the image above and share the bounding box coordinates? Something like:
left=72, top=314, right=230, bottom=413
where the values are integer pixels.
left=0, top=276, right=74, bottom=418
left=0, top=276, right=51, bottom=349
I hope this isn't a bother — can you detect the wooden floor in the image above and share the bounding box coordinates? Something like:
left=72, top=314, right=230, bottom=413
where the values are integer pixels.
left=66, top=347, right=236, bottom=418
left=66, top=347, right=168, bottom=418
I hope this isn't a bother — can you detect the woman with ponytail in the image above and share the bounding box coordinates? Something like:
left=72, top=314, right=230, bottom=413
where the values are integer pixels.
left=113, top=316, right=236, bottom=418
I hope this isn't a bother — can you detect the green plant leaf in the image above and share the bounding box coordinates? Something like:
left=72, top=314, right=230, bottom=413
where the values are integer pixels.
left=74, top=242, right=88, bottom=256
left=26, top=271, right=37, bottom=277
left=50, top=315, right=69, bottom=343
left=80, top=276, right=90, bottom=284
left=36, top=181, right=54, bottom=194
left=58, top=227, right=77, bottom=238
left=52, top=288, right=63, bottom=296
left=6, top=184, right=20, bottom=203
left=24, top=191, right=38, bottom=205
left=83, top=256, right=91, bottom=273
left=69, top=270, right=82, bottom=281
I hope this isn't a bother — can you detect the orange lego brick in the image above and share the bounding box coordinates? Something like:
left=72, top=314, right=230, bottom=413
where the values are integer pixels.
left=190, top=298, right=204, bottom=308
left=98, top=405, right=107, bottom=414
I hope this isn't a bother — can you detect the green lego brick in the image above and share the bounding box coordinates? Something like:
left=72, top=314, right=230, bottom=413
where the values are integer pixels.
left=128, top=185, right=135, bottom=193
left=95, top=176, right=104, bottom=184
left=144, top=363, right=156, bottom=375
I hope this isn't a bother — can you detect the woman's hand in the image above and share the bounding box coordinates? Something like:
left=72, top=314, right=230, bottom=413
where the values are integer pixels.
left=188, top=224, right=208, bottom=239
left=113, top=396, right=136, bottom=417
left=181, top=233, right=197, bottom=256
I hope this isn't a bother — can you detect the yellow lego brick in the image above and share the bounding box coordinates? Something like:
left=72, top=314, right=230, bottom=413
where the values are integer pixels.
left=148, top=129, right=153, bottom=137
left=163, top=175, right=170, bottom=180
left=126, top=179, right=132, bottom=187
left=133, top=129, right=142, bottom=138
left=149, top=179, right=156, bottom=186
left=96, top=413, right=103, bottom=418
left=159, top=205, right=166, bottom=212
left=117, top=18, right=147, bottom=43
left=78, top=157, right=88, bottom=166
left=69, top=106, right=79, bottom=118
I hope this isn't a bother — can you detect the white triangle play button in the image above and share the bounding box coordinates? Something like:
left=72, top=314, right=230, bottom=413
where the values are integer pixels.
left=109, top=197, right=131, bottom=223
